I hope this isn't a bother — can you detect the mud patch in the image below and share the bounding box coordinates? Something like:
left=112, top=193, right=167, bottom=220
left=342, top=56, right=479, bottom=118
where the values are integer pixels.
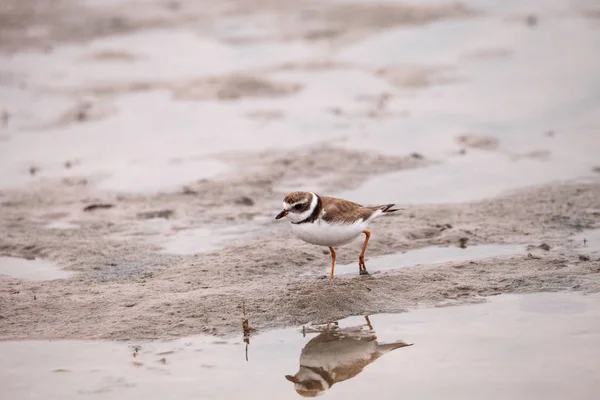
left=268, top=145, right=430, bottom=194
left=83, top=49, right=140, bottom=62
left=244, top=109, right=285, bottom=121
left=173, top=75, right=302, bottom=101
left=573, top=228, right=600, bottom=260
left=0, top=0, right=476, bottom=52
left=157, top=222, right=266, bottom=255
left=96, top=158, right=231, bottom=194
left=509, top=150, right=551, bottom=161
left=376, top=65, right=458, bottom=89
left=456, top=133, right=500, bottom=151
left=40, top=99, right=117, bottom=129
left=226, top=0, right=476, bottom=45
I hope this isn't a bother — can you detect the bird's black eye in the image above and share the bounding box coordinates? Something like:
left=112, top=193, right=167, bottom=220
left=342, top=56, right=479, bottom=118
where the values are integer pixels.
left=293, top=204, right=303, bottom=210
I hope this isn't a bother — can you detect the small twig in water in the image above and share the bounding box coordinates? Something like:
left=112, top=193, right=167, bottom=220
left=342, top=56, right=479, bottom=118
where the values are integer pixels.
left=242, top=300, right=253, bottom=362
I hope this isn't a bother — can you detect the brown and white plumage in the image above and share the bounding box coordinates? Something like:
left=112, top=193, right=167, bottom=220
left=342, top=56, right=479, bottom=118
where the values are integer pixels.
left=275, top=191, right=398, bottom=277
left=285, top=317, right=412, bottom=397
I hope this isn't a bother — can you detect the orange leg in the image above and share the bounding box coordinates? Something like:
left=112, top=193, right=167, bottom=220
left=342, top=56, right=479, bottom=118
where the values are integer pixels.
left=358, top=230, right=371, bottom=275
left=329, top=246, right=336, bottom=279
left=364, top=315, right=377, bottom=340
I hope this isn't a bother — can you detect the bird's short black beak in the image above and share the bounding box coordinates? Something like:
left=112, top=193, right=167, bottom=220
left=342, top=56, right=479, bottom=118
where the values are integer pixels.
left=275, top=210, right=288, bottom=220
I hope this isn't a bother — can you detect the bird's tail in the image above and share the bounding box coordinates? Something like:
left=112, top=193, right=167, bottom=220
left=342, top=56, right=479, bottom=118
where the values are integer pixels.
left=366, top=204, right=402, bottom=222
left=377, top=341, right=413, bottom=353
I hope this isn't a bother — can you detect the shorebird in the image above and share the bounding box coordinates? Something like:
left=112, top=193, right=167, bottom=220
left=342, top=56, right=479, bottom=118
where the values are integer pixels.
left=285, top=316, right=412, bottom=397
left=275, top=191, right=398, bottom=278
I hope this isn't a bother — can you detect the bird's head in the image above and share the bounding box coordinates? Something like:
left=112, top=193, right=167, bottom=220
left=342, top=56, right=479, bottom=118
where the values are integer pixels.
left=275, top=191, right=317, bottom=223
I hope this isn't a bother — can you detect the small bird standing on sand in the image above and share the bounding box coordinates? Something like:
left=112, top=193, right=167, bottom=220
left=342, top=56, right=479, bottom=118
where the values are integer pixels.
left=275, top=191, right=398, bottom=278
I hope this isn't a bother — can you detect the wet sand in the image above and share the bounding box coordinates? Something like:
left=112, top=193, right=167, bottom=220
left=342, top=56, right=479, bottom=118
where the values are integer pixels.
left=1, top=292, right=599, bottom=399
left=1, top=0, right=600, bottom=345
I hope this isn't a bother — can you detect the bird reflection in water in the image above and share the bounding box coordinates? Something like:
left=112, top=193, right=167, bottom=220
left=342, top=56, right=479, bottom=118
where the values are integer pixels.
left=285, top=316, right=413, bottom=397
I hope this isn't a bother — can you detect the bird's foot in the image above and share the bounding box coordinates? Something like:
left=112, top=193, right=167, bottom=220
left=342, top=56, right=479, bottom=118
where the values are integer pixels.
left=358, top=258, right=369, bottom=275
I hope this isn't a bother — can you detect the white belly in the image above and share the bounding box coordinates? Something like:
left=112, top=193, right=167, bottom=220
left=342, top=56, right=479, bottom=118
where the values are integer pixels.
left=291, top=219, right=368, bottom=247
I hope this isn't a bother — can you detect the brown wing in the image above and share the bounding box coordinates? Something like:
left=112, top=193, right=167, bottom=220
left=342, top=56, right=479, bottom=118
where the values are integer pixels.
left=330, top=343, right=410, bottom=385
left=320, top=196, right=376, bottom=224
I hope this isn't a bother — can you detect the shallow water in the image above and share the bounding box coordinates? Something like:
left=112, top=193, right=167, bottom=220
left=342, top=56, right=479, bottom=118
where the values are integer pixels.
left=0, top=256, right=75, bottom=281
left=44, top=221, right=80, bottom=230
left=332, top=243, right=526, bottom=275
left=149, top=217, right=273, bottom=255
left=1, top=0, right=599, bottom=200
left=335, top=0, right=600, bottom=204
left=0, top=292, right=598, bottom=399
left=338, top=153, right=598, bottom=205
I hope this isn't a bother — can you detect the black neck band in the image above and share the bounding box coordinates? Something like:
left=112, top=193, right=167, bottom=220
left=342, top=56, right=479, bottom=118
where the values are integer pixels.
left=303, top=365, right=334, bottom=387
left=291, top=194, right=322, bottom=225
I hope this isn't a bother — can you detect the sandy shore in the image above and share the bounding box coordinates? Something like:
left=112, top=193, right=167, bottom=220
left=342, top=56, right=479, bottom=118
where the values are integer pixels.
left=1, top=177, right=600, bottom=339
left=1, top=0, right=600, bottom=340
